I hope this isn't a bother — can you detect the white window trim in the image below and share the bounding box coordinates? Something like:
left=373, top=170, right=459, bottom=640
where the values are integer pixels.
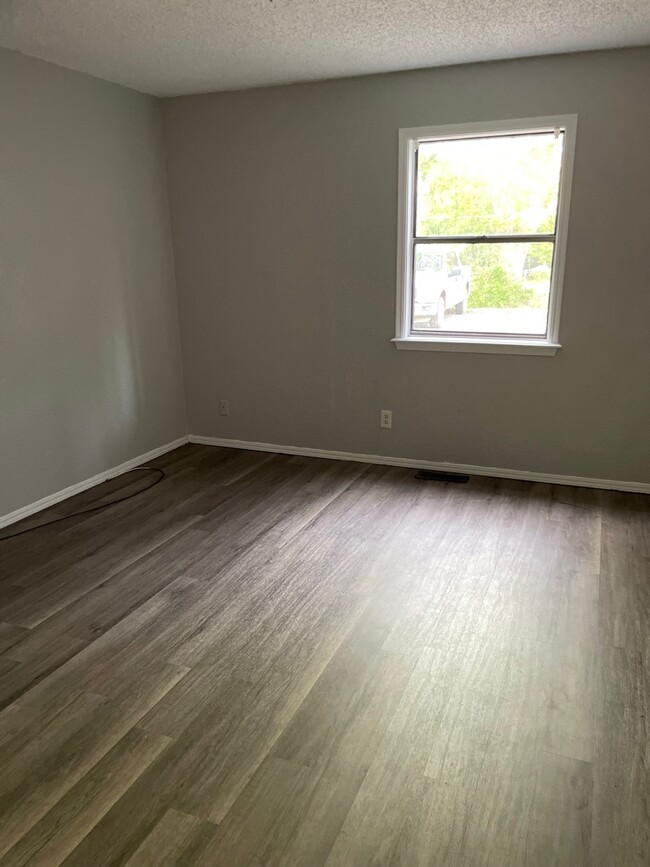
left=393, top=115, right=578, bottom=356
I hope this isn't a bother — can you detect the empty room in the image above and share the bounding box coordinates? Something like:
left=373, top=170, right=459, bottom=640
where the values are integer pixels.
left=0, top=1, right=649, bottom=864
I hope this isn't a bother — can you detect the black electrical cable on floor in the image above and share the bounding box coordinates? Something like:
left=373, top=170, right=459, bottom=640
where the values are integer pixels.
left=0, top=466, right=165, bottom=543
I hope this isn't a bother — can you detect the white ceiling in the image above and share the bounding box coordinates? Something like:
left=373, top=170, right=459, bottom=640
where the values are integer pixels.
left=1, top=0, right=649, bottom=97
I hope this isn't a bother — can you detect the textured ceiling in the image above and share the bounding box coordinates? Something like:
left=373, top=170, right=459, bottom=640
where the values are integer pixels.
left=1, top=0, right=649, bottom=96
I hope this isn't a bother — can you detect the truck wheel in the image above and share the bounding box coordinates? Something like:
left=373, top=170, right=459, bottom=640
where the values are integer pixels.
left=435, top=294, right=446, bottom=328
left=455, top=284, right=469, bottom=315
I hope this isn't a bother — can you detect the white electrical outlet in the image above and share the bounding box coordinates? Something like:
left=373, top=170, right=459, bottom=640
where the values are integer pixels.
left=380, top=409, right=392, bottom=429
left=219, top=400, right=229, bottom=416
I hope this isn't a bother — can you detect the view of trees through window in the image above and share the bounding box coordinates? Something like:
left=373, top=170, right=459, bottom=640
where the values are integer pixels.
left=412, top=132, right=564, bottom=336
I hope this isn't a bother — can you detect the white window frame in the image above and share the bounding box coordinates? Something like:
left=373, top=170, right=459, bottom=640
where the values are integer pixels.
left=393, top=115, right=577, bottom=356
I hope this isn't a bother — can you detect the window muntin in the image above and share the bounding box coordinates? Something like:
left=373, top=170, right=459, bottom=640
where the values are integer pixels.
left=396, top=117, right=576, bottom=351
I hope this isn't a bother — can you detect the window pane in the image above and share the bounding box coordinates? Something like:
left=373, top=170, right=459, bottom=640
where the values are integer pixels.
left=416, top=132, right=564, bottom=237
left=412, top=242, right=553, bottom=336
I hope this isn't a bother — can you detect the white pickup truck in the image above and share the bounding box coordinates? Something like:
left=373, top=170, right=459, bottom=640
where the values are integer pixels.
left=413, top=248, right=471, bottom=329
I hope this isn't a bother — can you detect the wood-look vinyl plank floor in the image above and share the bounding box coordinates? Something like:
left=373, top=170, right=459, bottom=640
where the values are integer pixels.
left=0, top=444, right=647, bottom=866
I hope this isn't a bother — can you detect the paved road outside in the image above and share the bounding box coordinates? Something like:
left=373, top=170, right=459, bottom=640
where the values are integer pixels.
left=427, top=306, right=548, bottom=335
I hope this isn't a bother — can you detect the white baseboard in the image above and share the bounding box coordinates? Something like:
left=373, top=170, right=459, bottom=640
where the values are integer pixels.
left=3, top=431, right=646, bottom=531
left=0, top=436, right=190, bottom=531
left=188, top=435, right=650, bottom=495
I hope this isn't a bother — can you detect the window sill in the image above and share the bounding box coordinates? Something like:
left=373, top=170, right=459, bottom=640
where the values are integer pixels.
left=392, top=336, right=561, bottom=356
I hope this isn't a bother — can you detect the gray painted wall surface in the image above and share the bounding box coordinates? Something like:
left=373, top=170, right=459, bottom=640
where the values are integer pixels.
left=163, top=48, right=650, bottom=484
left=1, top=49, right=187, bottom=516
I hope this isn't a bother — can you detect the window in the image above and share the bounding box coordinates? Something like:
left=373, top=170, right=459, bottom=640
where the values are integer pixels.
left=394, top=116, right=577, bottom=355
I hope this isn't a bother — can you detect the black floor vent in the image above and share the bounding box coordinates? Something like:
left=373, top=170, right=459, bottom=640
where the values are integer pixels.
left=415, top=469, right=470, bottom=483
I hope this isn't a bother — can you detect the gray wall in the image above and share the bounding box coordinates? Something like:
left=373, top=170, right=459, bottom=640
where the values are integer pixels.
left=0, top=49, right=187, bottom=517
left=163, top=48, right=650, bottom=484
